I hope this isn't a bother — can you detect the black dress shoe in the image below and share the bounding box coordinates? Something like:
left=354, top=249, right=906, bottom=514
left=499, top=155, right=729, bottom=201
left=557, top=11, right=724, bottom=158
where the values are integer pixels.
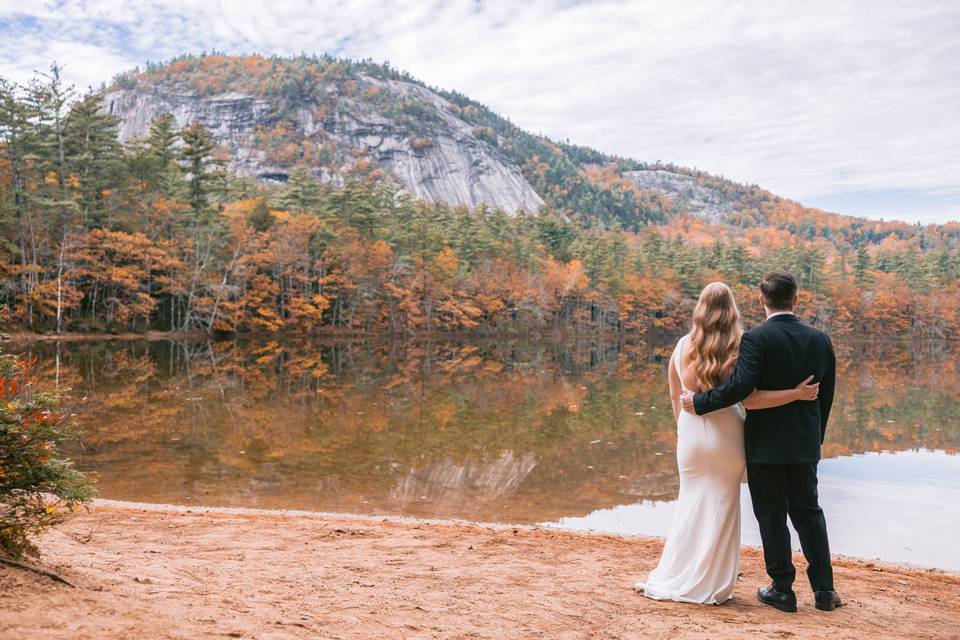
left=814, top=590, right=842, bottom=611
left=757, top=584, right=798, bottom=613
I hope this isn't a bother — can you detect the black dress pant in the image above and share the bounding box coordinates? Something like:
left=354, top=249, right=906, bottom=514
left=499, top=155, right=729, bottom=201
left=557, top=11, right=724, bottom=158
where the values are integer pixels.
left=746, top=462, right=834, bottom=592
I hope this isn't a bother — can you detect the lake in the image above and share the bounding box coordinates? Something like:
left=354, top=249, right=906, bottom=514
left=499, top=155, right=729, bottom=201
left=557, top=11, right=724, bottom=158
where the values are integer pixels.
left=13, top=335, right=960, bottom=571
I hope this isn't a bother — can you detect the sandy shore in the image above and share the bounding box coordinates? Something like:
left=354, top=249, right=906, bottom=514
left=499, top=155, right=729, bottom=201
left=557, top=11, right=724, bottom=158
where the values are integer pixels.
left=1, top=501, right=958, bottom=639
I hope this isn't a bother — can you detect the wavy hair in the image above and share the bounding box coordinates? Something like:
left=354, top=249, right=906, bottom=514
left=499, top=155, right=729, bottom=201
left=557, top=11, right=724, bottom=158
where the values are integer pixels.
left=688, top=282, right=742, bottom=390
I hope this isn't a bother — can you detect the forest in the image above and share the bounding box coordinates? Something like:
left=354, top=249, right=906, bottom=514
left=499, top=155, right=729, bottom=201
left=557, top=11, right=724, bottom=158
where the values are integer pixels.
left=2, top=56, right=959, bottom=339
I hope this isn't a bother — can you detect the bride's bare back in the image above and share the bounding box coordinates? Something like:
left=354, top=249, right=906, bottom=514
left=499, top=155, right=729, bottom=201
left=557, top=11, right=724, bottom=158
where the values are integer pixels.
left=675, top=340, right=704, bottom=393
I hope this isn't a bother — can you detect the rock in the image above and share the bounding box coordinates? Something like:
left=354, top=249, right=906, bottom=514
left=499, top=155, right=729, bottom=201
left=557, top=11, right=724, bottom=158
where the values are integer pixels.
left=624, top=169, right=736, bottom=222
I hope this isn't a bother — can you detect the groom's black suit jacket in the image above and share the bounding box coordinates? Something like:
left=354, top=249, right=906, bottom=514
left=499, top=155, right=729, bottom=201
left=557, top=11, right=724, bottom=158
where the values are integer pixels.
left=692, top=314, right=836, bottom=464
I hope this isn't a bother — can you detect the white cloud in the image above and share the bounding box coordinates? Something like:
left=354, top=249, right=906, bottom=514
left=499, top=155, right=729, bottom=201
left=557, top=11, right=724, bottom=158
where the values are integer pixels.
left=1, top=0, right=958, bottom=221
left=0, top=36, right=138, bottom=90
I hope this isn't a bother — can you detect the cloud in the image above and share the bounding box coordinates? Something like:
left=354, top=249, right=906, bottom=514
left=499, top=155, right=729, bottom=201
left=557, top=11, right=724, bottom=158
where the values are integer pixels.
left=0, top=35, right=138, bottom=90
left=1, top=0, right=958, bottom=221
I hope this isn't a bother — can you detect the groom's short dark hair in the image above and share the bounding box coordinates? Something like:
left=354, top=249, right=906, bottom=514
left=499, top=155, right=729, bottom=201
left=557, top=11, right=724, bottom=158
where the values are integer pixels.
left=760, top=271, right=797, bottom=309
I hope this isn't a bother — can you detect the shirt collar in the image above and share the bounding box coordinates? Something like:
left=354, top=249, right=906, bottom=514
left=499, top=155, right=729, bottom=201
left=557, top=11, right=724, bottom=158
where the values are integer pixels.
left=766, top=310, right=795, bottom=319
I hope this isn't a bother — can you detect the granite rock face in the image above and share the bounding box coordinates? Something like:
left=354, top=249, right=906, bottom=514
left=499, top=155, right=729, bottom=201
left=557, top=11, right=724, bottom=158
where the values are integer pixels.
left=103, top=75, right=544, bottom=214
left=625, top=169, right=736, bottom=223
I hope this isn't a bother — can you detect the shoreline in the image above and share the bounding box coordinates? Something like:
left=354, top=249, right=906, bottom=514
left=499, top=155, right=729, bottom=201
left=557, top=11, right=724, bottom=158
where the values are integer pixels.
left=4, top=329, right=957, bottom=346
left=2, top=330, right=207, bottom=343
left=2, top=500, right=957, bottom=639
left=93, top=498, right=957, bottom=576
left=1, top=328, right=624, bottom=343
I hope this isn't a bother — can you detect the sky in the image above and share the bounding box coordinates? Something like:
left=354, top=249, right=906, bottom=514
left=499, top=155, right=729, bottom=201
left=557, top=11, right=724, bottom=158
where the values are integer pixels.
left=1, top=0, right=958, bottom=224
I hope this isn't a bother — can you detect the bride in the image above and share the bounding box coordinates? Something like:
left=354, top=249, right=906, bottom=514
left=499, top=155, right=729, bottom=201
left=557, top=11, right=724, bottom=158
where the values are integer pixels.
left=635, top=282, right=819, bottom=604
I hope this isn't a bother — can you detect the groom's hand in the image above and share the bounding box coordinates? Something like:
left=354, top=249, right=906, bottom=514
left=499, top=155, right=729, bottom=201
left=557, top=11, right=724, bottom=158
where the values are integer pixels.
left=680, top=391, right=695, bottom=413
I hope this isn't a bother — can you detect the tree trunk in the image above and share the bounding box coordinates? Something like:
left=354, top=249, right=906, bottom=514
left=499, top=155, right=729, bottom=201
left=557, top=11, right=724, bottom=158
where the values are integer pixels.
left=55, top=234, right=66, bottom=333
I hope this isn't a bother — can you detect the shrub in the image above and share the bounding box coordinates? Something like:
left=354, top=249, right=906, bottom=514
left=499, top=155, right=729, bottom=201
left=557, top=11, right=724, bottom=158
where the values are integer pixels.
left=410, top=136, right=434, bottom=152
left=0, top=354, right=94, bottom=559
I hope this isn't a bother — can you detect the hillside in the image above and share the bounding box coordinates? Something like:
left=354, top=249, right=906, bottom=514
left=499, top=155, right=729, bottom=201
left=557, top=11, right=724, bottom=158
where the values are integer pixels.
left=104, top=55, right=960, bottom=243
left=100, top=56, right=770, bottom=228
left=1, top=53, right=959, bottom=338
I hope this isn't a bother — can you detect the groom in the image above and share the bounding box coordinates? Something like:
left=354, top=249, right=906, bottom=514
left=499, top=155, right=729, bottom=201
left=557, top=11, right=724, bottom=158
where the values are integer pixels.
left=680, top=271, right=840, bottom=613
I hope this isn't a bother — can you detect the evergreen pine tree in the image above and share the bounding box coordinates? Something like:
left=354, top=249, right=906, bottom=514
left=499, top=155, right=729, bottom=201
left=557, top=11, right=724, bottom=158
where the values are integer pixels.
left=855, top=245, right=872, bottom=286
left=278, top=164, right=324, bottom=213
left=63, top=94, right=121, bottom=227
left=146, top=113, right=182, bottom=199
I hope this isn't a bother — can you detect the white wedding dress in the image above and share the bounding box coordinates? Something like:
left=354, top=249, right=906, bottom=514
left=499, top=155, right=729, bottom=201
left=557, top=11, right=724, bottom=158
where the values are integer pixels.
left=636, top=334, right=746, bottom=604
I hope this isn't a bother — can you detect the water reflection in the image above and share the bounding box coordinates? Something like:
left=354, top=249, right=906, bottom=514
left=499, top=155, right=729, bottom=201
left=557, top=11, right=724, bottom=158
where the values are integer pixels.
left=11, top=336, right=960, bottom=568
left=546, top=450, right=960, bottom=571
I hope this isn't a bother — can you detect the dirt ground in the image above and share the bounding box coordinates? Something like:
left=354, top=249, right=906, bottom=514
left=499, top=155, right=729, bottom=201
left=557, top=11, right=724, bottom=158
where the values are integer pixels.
left=1, top=501, right=957, bottom=639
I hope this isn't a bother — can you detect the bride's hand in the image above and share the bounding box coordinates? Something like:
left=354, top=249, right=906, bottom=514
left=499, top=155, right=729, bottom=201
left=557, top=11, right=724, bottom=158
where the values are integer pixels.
left=794, top=375, right=819, bottom=401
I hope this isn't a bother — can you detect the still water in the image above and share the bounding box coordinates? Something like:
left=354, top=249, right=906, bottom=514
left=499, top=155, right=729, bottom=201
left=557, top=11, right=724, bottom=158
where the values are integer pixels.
left=14, top=336, right=960, bottom=571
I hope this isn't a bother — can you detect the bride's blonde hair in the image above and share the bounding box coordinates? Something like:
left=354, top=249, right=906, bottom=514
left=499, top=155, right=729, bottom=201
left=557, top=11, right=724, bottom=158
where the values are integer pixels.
left=689, top=282, right=742, bottom=389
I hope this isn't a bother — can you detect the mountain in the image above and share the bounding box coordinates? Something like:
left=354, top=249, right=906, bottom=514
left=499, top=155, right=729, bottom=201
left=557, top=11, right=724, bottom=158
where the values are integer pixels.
left=103, top=54, right=781, bottom=229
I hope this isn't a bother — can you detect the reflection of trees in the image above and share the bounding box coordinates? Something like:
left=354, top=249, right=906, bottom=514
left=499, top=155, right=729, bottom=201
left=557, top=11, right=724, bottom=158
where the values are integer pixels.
left=13, top=336, right=960, bottom=522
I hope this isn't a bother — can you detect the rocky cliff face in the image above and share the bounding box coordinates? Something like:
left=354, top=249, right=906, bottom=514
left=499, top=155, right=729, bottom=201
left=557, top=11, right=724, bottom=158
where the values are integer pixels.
left=103, top=74, right=544, bottom=214
left=625, top=169, right=736, bottom=223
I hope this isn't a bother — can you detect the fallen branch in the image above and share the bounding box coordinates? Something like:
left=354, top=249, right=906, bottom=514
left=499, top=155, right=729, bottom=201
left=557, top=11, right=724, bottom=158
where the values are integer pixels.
left=0, top=556, right=76, bottom=588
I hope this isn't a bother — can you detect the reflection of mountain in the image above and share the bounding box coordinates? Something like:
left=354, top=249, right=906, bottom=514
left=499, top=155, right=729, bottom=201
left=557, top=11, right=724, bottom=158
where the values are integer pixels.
left=390, top=451, right=537, bottom=513
left=18, top=336, right=960, bottom=525
left=617, top=470, right=681, bottom=503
